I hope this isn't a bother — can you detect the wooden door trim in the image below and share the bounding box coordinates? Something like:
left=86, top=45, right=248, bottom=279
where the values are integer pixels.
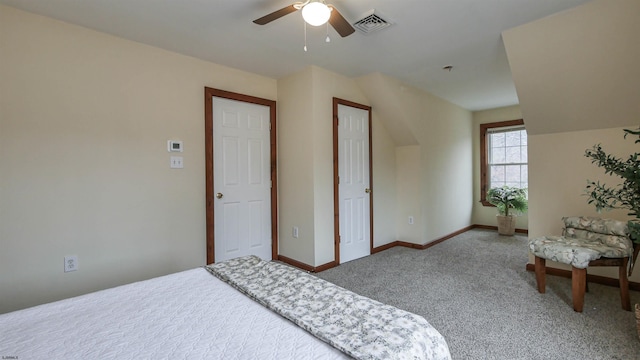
left=332, top=97, right=373, bottom=265
left=204, top=87, right=278, bottom=264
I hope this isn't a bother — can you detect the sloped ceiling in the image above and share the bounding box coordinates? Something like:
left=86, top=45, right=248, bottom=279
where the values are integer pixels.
left=356, top=73, right=418, bottom=146
left=503, top=0, right=640, bottom=135
left=0, top=0, right=592, bottom=111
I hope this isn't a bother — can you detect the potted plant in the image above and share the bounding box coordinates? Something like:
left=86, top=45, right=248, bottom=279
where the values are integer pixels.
left=486, top=185, right=528, bottom=235
left=585, top=127, right=640, bottom=339
left=585, top=127, right=640, bottom=245
left=585, top=127, right=640, bottom=270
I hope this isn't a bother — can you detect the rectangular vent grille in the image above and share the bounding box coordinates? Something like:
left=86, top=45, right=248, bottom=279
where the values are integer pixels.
left=352, top=10, right=392, bottom=35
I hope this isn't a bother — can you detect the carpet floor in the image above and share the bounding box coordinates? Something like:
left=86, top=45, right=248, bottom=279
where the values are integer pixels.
left=314, top=229, right=640, bottom=360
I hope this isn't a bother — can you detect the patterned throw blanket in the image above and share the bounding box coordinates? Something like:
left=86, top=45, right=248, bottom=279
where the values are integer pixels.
left=205, top=256, right=451, bottom=360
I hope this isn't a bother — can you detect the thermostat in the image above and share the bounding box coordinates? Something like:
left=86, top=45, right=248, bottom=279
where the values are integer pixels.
left=168, top=140, right=183, bottom=152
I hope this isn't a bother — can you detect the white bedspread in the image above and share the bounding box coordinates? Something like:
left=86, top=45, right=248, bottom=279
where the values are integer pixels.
left=0, top=268, right=348, bottom=359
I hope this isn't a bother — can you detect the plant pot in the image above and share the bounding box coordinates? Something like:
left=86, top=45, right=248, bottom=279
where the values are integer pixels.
left=496, top=215, right=517, bottom=236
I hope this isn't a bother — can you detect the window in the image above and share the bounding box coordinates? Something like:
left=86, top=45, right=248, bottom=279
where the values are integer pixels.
left=480, top=119, right=527, bottom=206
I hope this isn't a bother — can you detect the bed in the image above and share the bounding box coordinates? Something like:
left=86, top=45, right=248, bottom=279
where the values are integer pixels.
left=0, top=255, right=450, bottom=359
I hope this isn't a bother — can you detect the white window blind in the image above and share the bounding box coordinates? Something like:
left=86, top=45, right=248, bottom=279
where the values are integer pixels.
left=488, top=126, right=528, bottom=189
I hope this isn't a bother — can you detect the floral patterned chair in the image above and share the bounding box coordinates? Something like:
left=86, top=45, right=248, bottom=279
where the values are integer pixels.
left=529, top=216, right=638, bottom=312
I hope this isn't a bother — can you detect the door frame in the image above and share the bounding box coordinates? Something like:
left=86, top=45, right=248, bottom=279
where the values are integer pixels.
left=204, top=87, right=278, bottom=264
left=332, top=97, right=373, bottom=264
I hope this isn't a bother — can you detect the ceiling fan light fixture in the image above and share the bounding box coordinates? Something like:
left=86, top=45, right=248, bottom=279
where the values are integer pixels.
left=302, top=1, right=331, bottom=26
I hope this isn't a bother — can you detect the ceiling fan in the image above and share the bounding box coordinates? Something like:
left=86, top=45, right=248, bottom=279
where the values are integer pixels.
left=253, top=0, right=356, bottom=38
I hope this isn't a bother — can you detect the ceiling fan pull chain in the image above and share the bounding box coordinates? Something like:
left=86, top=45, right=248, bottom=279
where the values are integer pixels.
left=326, top=22, right=330, bottom=43
left=303, top=20, right=308, bottom=52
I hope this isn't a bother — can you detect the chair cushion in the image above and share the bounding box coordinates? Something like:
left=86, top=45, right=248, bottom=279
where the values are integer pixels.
left=529, top=235, right=633, bottom=269
left=563, top=216, right=634, bottom=251
left=563, top=216, right=629, bottom=236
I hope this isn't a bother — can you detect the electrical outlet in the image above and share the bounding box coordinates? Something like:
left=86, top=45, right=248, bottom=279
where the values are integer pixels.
left=64, top=255, right=78, bottom=272
left=408, top=216, right=414, bottom=225
left=292, top=226, right=299, bottom=238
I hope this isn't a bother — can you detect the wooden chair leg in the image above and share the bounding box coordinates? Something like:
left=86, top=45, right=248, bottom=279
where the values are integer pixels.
left=585, top=268, right=589, bottom=293
left=572, top=267, right=587, bottom=312
left=534, top=256, right=546, bottom=293
left=619, top=258, right=631, bottom=311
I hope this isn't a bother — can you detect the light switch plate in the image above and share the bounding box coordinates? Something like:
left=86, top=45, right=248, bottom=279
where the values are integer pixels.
left=170, top=156, right=184, bottom=169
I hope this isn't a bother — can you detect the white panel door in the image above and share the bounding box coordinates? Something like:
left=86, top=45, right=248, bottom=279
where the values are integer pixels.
left=338, top=104, right=370, bottom=263
left=213, top=97, right=271, bottom=262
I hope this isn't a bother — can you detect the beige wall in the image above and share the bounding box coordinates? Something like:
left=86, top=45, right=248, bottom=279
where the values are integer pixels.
left=472, top=105, right=528, bottom=229
left=356, top=73, right=474, bottom=244
left=503, top=0, right=639, bottom=283
left=277, top=67, right=474, bottom=265
left=309, top=67, right=372, bottom=265
left=0, top=3, right=484, bottom=313
left=277, top=66, right=399, bottom=265
left=503, top=0, right=640, bottom=135
left=0, top=6, right=277, bottom=313
left=395, top=146, right=422, bottom=243
left=528, top=127, right=640, bottom=282
left=371, top=115, right=398, bottom=248
left=419, top=96, right=474, bottom=241
left=274, top=68, right=316, bottom=266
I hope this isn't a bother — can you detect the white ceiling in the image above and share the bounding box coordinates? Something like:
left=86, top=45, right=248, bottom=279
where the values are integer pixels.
left=0, top=0, right=592, bottom=111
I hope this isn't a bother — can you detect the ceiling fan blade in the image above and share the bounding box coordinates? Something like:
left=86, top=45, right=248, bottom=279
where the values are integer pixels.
left=328, top=6, right=355, bottom=37
left=253, top=4, right=298, bottom=25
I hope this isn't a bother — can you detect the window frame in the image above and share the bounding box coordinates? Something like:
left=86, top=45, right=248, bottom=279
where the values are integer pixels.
left=480, top=119, right=526, bottom=207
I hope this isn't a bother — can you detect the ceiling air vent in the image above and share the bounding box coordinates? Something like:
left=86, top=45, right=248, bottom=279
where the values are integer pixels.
left=352, top=9, right=393, bottom=35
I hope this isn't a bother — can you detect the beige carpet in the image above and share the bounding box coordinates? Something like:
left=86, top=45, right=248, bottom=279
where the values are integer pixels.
left=315, top=229, right=640, bottom=359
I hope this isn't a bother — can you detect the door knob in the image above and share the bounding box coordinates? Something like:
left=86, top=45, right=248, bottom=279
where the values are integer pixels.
left=365, top=188, right=371, bottom=194
left=216, top=192, right=224, bottom=199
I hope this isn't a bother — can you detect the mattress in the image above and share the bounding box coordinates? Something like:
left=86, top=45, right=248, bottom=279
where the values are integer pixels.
left=0, top=268, right=348, bottom=359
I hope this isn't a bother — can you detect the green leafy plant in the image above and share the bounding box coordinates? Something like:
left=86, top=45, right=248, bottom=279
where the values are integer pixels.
left=486, top=186, right=528, bottom=217
left=585, top=128, right=640, bottom=244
